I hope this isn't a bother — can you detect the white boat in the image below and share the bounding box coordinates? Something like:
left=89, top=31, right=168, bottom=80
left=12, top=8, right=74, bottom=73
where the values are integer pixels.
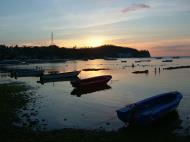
left=40, top=71, right=81, bottom=80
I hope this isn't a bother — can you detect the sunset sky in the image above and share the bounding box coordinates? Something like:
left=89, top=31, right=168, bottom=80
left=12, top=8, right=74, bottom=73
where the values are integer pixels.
left=0, top=0, right=190, bottom=56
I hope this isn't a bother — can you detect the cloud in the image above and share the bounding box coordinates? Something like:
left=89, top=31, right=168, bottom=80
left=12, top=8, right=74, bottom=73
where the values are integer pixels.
left=150, top=43, right=190, bottom=56
left=152, top=44, right=190, bottom=51
left=121, top=4, right=150, bottom=13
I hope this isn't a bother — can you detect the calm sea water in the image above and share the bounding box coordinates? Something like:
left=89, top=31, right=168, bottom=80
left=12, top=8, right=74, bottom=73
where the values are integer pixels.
left=0, top=57, right=190, bottom=133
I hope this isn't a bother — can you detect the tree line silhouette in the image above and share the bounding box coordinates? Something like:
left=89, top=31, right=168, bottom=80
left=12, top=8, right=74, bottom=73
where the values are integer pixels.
left=0, top=44, right=150, bottom=60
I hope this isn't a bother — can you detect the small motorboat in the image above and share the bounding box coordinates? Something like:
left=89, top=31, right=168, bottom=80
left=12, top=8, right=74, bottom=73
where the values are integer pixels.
left=164, top=65, right=190, bottom=70
left=162, top=59, right=173, bottom=62
left=40, top=71, right=80, bottom=80
left=135, top=60, right=151, bottom=63
left=121, top=60, right=127, bottom=63
left=82, top=68, right=110, bottom=71
left=173, top=56, right=180, bottom=59
left=155, top=57, right=163, bottom=59
left=135, top=60, right=141, bottom=63
left=141, top=59, right=151, bottom=62
left=116, top=91, right=183, bottom=125
left=132, top=70, right=149, bottom=74
left=71, top=75, right=112, bottom=88
left=104, top=58, right=117, bottom=61
left=38, top=77, right=79, bottom=84
left=10, top=68, right=44, bottom=78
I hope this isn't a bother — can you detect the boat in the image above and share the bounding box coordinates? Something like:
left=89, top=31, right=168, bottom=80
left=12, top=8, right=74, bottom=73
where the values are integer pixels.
left=40, top=71, right=80, bottom=80
left=141, top=59, right=151, bottom=62
left=82, top=68, right=110, bottom=71
left=71, top=75, right=112, bottom=88
left=11, top=68, right=44, bottom=78
left=116, top=91, right=183, bottom=125
left=121, top=60, right=127, bottom=63
left=104, top=57, right=117, bottom=61
left=0, top=60, right=26, bottom=65
left=135, top=60, right=151, bottom=63
left=38, top=77, right=79, bottom=84
left=164, top=65, right=190, bottom=70
left=155, top=57, right=163, bottom=59
left=162, top=59, right=173, bottom=62
left=135, top=60, right=141, bottom=63
left=173, top=56, right=180, bottom=59
left=71, top=85, right=111, bottom=97
left=132, top=70, right=149, bottom=74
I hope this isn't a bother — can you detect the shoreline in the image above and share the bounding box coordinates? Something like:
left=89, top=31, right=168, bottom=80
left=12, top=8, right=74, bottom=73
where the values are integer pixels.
left=1, top=82, right=190, bottom=142
left=1, top=56, right=190, bottom=66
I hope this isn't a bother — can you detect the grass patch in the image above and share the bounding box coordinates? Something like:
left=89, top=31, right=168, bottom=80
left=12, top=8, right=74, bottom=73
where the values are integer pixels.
left=0, top=83, right=29, bottom=129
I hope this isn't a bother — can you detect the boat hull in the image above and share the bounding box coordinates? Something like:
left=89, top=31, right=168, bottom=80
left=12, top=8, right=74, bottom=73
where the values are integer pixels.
left=11, top=69, right=44, bottom=77
left=71, top=75, right=112, bottom=88
left=41, top=71, right=80, bottom=80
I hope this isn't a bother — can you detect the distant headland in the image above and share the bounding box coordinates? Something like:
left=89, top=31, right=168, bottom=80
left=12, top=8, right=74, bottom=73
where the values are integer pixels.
left=0, top=44, right=150, bottom=61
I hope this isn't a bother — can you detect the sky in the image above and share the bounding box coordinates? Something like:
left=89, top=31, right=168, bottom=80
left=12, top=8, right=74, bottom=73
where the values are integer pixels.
left=0, top=0, right=190, bottom=56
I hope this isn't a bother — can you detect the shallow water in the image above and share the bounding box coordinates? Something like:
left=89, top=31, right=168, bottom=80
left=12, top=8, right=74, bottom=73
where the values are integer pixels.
left=0, top=57, right=190, bottom=134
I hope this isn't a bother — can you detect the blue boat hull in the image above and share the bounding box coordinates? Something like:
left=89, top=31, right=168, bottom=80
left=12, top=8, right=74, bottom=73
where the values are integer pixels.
left=116, top=91, right=183, bottom=125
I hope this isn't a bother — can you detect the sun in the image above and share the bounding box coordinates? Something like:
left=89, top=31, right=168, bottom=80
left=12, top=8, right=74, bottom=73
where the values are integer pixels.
left=87, top=37, right=105, bottom=47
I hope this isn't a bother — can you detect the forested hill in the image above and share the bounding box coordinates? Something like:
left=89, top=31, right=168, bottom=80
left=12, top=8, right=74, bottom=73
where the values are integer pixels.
left=0, top=44, right=150, bottom=60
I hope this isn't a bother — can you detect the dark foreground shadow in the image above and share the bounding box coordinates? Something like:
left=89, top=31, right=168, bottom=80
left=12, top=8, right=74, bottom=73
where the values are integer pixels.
left=71, top=85, right=111, bottom=97
left=117, top=110, right=183, bottom=142
left=1, top=109, right=189, bottom=142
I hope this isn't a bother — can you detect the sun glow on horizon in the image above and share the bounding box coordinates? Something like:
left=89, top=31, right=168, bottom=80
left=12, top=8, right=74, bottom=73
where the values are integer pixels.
left=86, top=37, right=105, bottom=47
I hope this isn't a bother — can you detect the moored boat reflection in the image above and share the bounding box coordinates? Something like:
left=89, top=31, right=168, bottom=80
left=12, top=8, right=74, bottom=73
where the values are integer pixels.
left=71, top=85, right=111, bottom=97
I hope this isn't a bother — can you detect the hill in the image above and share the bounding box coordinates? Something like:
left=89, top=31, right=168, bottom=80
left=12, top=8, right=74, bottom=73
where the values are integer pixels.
left=0, top=44, right=150, bottom=60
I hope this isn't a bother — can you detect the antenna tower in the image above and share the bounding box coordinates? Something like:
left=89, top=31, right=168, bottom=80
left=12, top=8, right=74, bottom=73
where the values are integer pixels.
left=51, top=32, right=54, bottom=45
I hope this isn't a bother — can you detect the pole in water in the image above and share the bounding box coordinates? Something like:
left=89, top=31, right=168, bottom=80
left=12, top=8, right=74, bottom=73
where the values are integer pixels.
left=154, top=67, right=157, bottom=76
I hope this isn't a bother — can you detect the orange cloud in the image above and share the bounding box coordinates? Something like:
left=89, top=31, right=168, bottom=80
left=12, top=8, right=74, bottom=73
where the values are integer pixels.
left=106, top=37, right=190, bottom=56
